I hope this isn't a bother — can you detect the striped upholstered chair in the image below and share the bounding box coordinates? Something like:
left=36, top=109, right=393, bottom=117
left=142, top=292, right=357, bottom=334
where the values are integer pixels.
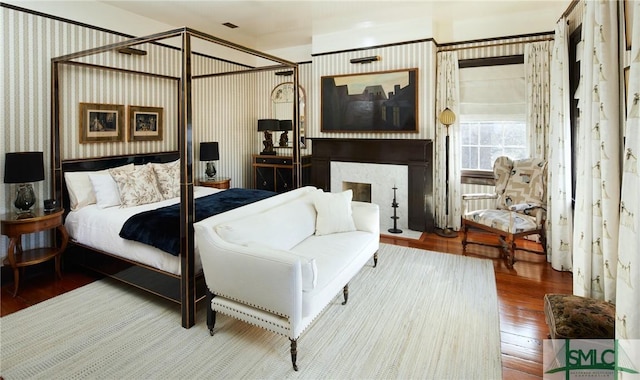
left=461, top=156, right=547, bottom=268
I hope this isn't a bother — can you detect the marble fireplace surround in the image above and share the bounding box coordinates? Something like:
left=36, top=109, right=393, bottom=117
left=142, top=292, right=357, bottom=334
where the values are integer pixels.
left=310, top=138, right=434, bottom=232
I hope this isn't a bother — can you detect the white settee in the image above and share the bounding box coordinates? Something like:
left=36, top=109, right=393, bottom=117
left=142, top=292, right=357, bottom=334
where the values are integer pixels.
left=194, top=186, right=380, bottom=370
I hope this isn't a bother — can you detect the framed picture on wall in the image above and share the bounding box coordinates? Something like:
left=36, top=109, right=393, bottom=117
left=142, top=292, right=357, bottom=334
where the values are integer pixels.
left=79, top=103, right=125, bottom=143
left=128, top=105, right=163, bottom=142
left=320, top=68, right=418, bottom=133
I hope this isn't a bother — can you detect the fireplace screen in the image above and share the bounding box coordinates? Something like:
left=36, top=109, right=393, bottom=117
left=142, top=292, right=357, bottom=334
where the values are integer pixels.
left=342, top=181, right=371, bottom=203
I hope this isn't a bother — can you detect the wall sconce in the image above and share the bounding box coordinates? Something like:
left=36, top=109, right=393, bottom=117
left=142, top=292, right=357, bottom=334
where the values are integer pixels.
left=257, top=119, right=279, bottom=155
left=199, top=142, right=220, bottom=179
left=117, top=47, right=147, bottom=56
left=350, top=55, right=381, bottom=64
left=4, top=151, right=45, bottom=214
left=275, top=70, right=293, bottom=76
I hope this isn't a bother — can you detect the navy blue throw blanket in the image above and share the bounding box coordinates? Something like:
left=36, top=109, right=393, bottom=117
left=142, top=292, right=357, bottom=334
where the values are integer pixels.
left=119, top=188, right=276, bottom=256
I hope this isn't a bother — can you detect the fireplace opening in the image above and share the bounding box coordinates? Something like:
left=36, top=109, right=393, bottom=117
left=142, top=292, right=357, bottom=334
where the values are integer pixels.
left=343, top=181, right=371, bottom=203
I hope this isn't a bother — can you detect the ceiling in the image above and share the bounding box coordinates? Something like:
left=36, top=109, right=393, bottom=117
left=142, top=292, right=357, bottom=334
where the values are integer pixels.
left=98, top=0, right=571, bottom=52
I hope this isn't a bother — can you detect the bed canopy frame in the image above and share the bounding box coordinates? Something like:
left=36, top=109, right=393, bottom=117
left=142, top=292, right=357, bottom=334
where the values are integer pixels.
left=50, top=27, right=301, bottom=328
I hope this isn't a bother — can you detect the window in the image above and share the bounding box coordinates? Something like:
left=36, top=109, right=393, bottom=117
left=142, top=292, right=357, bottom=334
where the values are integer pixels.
left=461, top=120, right=528, bottom=170
left=459, top=57, right=528, bottom=174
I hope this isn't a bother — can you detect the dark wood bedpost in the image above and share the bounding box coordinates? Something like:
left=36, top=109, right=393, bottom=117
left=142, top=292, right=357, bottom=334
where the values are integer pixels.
left=179, top=28, right=196, bottom=329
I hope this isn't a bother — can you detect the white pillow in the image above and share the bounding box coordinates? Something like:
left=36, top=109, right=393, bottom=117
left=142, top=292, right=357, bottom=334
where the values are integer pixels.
left=151, top=160, right=180, bottom=199
left=110, top=164, right=163, bottom=207
left=64, top=163, right=134, bottom=211
left=313, top=189, right=356, bottom=236
left=88, top=172, right=121, bottom=208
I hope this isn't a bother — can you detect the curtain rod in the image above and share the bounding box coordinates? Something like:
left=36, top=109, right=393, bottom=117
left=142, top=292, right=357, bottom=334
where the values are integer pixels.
left=438, top=36, right=554, bottom=52
left=558, top=0, right=580, bottom=22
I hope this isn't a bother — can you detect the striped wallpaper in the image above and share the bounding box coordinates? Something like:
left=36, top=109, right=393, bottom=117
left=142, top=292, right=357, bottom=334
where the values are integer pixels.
left=308, top=41, right=437, bottom=142
left=1, top=3, right=561, bottom=260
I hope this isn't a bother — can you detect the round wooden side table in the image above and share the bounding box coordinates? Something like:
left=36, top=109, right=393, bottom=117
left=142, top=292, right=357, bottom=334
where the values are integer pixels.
left=198, top=177, right=231, bottom=189
left=1, top=208, right=69, bottom=296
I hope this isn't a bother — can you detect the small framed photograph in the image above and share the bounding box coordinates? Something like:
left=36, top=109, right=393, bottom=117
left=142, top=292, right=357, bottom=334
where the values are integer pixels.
left=128, top=105, right=163, bottom=142
left=79, top=103, right=125, bottom=143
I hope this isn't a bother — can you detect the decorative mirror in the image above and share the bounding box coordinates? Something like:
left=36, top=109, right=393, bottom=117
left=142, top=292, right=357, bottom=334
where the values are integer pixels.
left=271, top=82, right=305, bottom=148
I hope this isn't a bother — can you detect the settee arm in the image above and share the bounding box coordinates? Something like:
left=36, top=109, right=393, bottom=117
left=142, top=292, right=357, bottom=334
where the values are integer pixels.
left=195, top=224, right=304, bottom=321
left=352, top=201, right=380, bottom=235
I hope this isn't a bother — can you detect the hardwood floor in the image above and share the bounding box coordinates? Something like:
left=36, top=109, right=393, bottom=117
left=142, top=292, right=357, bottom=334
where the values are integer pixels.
left=381, top=230, right=573, bottom=380
left=1, top=230, right=571, bottom=379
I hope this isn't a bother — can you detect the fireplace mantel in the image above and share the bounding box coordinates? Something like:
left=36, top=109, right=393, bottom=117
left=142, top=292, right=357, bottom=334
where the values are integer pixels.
left=310, top=138, right=434, bottom=232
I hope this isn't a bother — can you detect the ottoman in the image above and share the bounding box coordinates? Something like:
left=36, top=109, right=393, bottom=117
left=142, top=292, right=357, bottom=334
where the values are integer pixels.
left=543, top=294, right=615, bottom=339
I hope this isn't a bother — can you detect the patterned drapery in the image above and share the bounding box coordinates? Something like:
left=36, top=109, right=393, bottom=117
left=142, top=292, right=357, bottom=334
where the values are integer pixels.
left=547, top=18, right=574, bottom=272
left=525, top=41, right=552, bottom=158
left=434, top=52, right=462, bottom=231
left=573, top=0, right=621, bottom=304
left=616, top=0, right=640, bottom=340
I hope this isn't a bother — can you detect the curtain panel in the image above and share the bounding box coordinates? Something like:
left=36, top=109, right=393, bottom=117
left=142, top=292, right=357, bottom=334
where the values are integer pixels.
left=572, top=0, right=621, bottom=303
left=525, top=41, right=552, bottom=158
left=616, top=0, right=640, bottom=340
left=434, top=52, right=461, bottom=231
left=547, top=18, right=574, bottom=272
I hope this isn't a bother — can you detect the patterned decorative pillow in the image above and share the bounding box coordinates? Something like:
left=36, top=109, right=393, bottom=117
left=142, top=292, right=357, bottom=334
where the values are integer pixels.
left=151, top=160, right=180, bottom=199
left=110, top=164, right=163, bottom=207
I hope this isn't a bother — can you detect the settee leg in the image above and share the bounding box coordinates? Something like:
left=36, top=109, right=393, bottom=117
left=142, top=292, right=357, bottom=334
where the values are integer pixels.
left=373, top=252, right=378, bottom=268
left=342, top=284, right=349, bottom=305
left=290, top=339, right=298, bottom=371
left=206, top=288, right=216, bottom=336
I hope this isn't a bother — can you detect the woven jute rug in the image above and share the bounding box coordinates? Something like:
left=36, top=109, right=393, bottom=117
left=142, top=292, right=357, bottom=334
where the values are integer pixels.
left=0, top=244, right=502, bottom=379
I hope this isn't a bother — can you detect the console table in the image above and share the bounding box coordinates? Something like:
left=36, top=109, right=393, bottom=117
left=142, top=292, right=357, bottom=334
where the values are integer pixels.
left=252, top=155, right=312, bottom=193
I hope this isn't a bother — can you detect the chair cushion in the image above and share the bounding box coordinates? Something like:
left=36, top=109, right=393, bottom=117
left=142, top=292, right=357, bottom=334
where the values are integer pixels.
left=544, top=294, right=615, bottom=339
left=495, top=157, right=547, bottom=210
left=463, top=209, right=538, bottom=233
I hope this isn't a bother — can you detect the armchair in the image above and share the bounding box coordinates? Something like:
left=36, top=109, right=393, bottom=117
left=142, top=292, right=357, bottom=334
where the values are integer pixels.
left=461, top=156, right=547, bottom=268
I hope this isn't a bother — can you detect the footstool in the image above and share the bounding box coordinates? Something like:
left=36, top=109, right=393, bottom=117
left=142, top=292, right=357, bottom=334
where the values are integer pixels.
left=543, top=294, right=615, bottom=339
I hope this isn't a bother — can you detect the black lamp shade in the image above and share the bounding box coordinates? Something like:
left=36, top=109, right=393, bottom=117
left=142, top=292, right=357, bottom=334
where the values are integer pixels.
left=279, top=120, right=293, bottom=131
left=4, top=152, right=45, bottom=183
left=258, top=119, right=279, bottom=131
left=200, top=142, right=219, bottom=161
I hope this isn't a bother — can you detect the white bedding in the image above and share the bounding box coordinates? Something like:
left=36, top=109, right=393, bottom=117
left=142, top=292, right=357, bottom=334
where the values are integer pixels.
left=65, top=186, right=222, bottom=275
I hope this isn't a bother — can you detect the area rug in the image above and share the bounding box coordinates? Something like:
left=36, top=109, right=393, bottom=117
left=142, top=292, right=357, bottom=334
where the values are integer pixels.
left=0, top=244, right=502, bottom=379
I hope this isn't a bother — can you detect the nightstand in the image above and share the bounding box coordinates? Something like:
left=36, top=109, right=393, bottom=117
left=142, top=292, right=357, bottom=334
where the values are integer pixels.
left=198, top=177, right=231, bottom=189
left=1, top=208, right=69, bottom=296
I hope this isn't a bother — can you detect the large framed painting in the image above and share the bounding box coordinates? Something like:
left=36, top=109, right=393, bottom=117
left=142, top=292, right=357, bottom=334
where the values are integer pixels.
left=321, top=68, right=418, bottom=133
left=128, top=105, right=163, bottom=142
left=79, top=103, right=125, bottom=143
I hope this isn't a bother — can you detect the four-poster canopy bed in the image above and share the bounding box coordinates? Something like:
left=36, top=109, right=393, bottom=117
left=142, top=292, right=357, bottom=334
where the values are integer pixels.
left=50, top=27, right=303, bottom=328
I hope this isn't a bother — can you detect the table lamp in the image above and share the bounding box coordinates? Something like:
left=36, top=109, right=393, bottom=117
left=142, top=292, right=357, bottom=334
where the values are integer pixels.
left=278, top=120, right=293, bottom=147
left=257, top=119, right=278, bottom=155
left=4, top=151, right=45, bottom=213
left=199, top=142, right=219, bottom=179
